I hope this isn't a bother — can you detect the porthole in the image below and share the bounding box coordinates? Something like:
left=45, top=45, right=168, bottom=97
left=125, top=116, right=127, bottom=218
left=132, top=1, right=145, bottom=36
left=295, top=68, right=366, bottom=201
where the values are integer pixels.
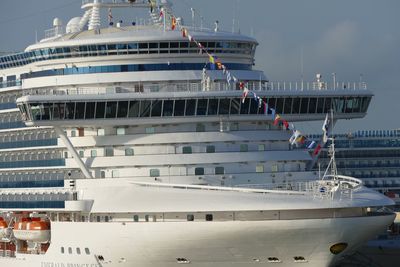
left=330, top=242, right=348, bottom=255
left=176, top=258, right=190, bottom=264
left=293, top=256, right=307, bottom=262
left=205, top=214, right=213, bottom=221
left=267, top=257, right=281, bottom=263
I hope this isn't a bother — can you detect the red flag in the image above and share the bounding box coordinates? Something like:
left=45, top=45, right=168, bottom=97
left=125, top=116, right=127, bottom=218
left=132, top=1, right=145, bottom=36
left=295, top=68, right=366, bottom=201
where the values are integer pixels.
left=282, top=119, right=289, bottom=130
left=273, top=114, right=281, bottom=126
left=313, top=144, right=322, bottom=155
left=239, top=82, right=245, bottom=90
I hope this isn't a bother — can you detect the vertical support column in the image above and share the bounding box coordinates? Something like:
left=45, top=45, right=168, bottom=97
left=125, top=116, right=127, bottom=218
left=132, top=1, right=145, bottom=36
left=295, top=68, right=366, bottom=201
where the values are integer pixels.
left=54, top=126, right=93, bottom=179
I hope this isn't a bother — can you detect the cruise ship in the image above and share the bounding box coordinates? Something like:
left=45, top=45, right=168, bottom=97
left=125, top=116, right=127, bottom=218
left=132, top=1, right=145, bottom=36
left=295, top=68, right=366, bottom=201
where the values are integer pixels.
left=0, top=0, right=395, bottom=266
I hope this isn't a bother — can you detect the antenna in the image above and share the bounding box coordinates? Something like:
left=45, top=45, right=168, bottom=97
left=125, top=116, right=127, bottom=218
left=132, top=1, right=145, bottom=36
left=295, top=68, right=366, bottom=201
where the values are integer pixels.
left=190, top=8, right=195, bottom=29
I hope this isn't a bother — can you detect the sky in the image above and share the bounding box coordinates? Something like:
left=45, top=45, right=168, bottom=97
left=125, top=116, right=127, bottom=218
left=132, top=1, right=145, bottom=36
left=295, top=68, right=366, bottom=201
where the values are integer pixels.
left=0, top=0, right=399, bottom=133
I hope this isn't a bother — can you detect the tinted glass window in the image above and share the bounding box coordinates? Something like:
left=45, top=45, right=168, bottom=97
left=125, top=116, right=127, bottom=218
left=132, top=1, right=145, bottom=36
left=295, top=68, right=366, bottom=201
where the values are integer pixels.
left=174, top=100, right=185, bottom=116
left=117, top=101, right=128, bottom=118
left=151, top=100, right=162, bottom=117
left=65, top=102, right=75, bottom=119
left=128, top=101, right=140, bottom=117
left=85, top=102, right=95, bottom=119
left=219, top=99, right=230, bottom=115
left=240, top=98, right=250, bottom=114
left=230, top=98, right=240, bottom=115
left=163, top=100, right=174, bottom=116
left=75, top=102, right=85, bottom=119
left=105, top=101, right=117, bottom=118
left=197, top=99, right=208, bottom=115
left=96, top=102, right=105, bottom=118
left=208, top=99, right=218, bottom=115
left=140, top=100, right=151, bottom=117
left=185, top=99, right=196, bottom=115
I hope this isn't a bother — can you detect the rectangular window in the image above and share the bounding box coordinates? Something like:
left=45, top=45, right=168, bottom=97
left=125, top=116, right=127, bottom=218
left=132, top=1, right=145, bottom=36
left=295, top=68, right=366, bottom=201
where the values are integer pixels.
left=91, top=150, right=97, bottom=157
left=208, top=99, right=218, bottom=115
left=182, top=146, right=192, bottom=154
left=151, top=100, right=162, bottom=117
left=150, top=169, right=160, bottom=177
left=145, top=127, right=155, bottom=134
left=195, top=167, right=204, bottom=175
left=256, top=164, right=264, bottom=173
left=125, top=148, right=134, bottom=156
left=85, top=102, right=95, bottom=119
left=174, top=100, right=185, bottom=116
left=105, top=101, right=117, bottom=118
left=185, top=99, right=196, bottom=116
left=258, top=144, right=265, bottom=151
left=271, top=164, right=278, bottom=172
left=105, top=147, right=114, bottom=157
left=79, top=151, right=84, bottom=158
left=205, top=214, right=213, bottom=221
left=116, top=127, right=126, bottom=135
left=112, top=170, right=119, bottom=178
left=128, top=101, right=140, bottom=117
left=97, top=128, right=105, bottom=136
left=240, top=144, right=248, bottom=152
left=95, top=102, right=105, bottom=118
left=206, top=145, right=215, bottom=153
left=162, top=100, right=174, bottom=116
left=196, top=123, right=205, bottom=132
left=117, top=101, right=129, bottom=118
left=196, top=99, right=208, bottom=115
left=215, top=166, right=225, bottom=175
left=139, top=100, right=151, bottom=117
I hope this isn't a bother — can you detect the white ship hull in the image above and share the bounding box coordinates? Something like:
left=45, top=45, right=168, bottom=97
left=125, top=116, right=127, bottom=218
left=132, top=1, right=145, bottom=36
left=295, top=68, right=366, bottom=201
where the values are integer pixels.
left=0, top=213, right=394, bottom=267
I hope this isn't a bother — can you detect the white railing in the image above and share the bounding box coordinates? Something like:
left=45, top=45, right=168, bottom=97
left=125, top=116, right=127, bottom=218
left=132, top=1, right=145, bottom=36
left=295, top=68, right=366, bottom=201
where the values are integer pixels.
left=266, top=81, right=367, bottom=91
left=22, top=80, right=369, bottom=97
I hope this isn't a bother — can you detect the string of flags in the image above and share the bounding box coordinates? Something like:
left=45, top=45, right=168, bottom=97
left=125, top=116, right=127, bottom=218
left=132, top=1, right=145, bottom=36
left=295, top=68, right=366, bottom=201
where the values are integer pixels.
left=156, top=5, right=328, bottom=157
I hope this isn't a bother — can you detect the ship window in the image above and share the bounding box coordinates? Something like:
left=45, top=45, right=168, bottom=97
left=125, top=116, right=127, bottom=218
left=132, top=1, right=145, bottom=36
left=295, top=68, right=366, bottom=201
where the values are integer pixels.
left=240, top=98, right=250, bottom=114
left=75, top=102, right=85, bottom=119
left=185, top=99, right=196, bottom=116
left=139, top=100, right=151, bottom=117
left=96, top=102, right=106, bottom=118
left=292, top=98, right=300, bottom=114
left=76, top=248, right=81, bottom=255
left=308, top=98, right=317, bottom=113
left=196, top=123, right=205, bottom=132
left=196, top=99, right=208, bottom=115
left=230, top=98, right=240, bottom=115
left=85, top=248, right=90, bottom=255
left=105, top=147, right=114, bottom=157
left=215, top=167, right=224, bottom=175
left=112, top=170, right=119, bottom=178
left=85, top=102, right=95, bottom=119
left=205, top=214, right=213, bottom=221
left=145, top=215, right=149, bottom=222
left=316, top=98, right=325, bottom=113
left=53, top=103, right=65, bottom=119
left=283, top=98, right=293, bottom=114
left=97, top=128, right=105, bottom=136
left=117, top=101, right=128, bottom=118
left=258, top=144, right=265, bottom=151
left=240, top=144, right=248, bottom=152
left=271, top=164, right=278, bottom=172
left=195, top=167, right=204, bottom=175
left=151, top=100, right=162, bottom=117
left=206, top=145, right=215, bottom=153
left=187, top=214, right=194, bottom=221
left=68, top=247, right=72, bottom=254
left=79, top=151, right=84, bottom=158
left=145, top=127, right=155, bottom=134
left=61, top=247, right=65, bottom=254
left=91, top=150, right=97, bottom=157
left=150, top=169, right=160, bottom=177
left=300, top=98, right=309, bottom=113
left=133, top=215, right=139, bottom=222
left=249, top=98, right=259, bottom=114
left=219, top=98, right=230, bottom=115
left=125, top=148, right=134, bottom=156
left=65, top=102, right=76, bottom=119
left=276, top=98, right=284, bottom=114
left=183, top=146, right=192, bottom=154
left=162, top=100, right=174, bottom=117
left=174, top=100, right=185, bottom=116
left=208, top=99, right=218, bottom=115
left=116, top=127, right=126, bottom=135
left=256, top=164, right=264, bottom=173
left=170, top=42, right=179, bottom=48
left=128, top=101, right=140, bottom=117
left=160, top=42, right=169, bottom=49
left=139, top=43, right=148, bottom=49
left=324, top=98, right=332, bottom=113
left=105, top=101, right=117, bottom=118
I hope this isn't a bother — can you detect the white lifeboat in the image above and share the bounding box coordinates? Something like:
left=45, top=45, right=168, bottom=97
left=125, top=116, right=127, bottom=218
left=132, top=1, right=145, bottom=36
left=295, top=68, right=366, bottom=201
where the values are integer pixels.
left=0, top=217, right=8, bottom=239
left=13, top=218, right=50, bottom=243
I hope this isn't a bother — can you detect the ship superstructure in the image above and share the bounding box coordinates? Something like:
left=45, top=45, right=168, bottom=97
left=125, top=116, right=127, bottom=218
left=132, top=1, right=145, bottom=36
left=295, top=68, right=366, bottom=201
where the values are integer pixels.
left=0, top=1, right=395, bottom=266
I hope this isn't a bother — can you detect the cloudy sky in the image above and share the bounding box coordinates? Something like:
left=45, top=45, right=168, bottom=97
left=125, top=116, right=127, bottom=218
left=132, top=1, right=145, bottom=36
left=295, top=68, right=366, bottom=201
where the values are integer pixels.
left=0, top=0, right=399, bottom=133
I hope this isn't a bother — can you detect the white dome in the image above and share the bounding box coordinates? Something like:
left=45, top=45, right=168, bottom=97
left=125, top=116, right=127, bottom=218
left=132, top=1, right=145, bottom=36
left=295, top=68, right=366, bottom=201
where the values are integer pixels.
left=66, top=17, right=82, bottom=34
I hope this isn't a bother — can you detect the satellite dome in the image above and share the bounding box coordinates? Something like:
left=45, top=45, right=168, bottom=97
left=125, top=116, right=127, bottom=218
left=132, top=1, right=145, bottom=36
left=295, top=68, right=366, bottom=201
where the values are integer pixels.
left=66, top=17, right=82, bottom=34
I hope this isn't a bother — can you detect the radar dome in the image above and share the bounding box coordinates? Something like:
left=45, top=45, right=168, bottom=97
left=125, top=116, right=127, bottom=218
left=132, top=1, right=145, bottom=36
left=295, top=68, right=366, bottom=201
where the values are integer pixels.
left=53, top=18, right=63, bottom=27
left=66, top=17, right=82, bottom=34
